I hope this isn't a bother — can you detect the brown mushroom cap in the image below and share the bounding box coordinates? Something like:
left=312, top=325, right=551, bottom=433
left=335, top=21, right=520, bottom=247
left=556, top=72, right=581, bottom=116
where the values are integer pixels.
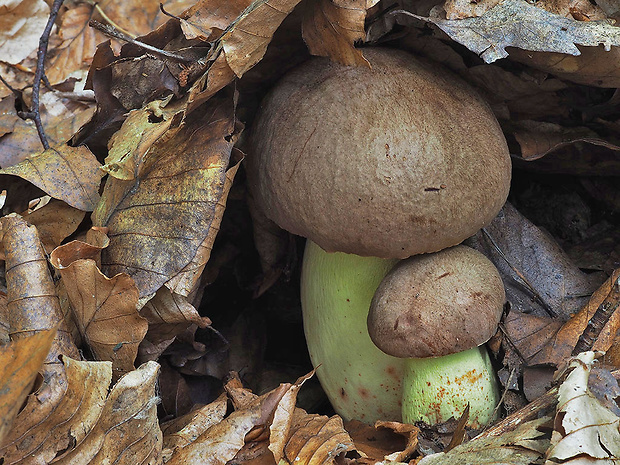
left=247, top=48, right=511, bottom=258
left=367, top=245, right=505, bottom=359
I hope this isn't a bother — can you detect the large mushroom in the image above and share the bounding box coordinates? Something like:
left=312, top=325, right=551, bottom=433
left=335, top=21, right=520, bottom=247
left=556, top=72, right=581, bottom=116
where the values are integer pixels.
left=367, top=245, right=506, bottom=428
left=247, top=47, right=511, bottom=423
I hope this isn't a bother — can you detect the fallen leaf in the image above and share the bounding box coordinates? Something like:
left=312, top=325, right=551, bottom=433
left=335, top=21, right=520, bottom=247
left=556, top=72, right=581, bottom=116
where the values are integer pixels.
left=417, top=417, right=551, bottom=464
left=444, top=0, right=501, bottom=20
left=50, top=242, right=148, bottom=379
left=21, top=199, right=86, bottom=253
left=394, top=0, right=620, bottom=63
left=52, top=360, right=163, bottom=465
left=179, top=0, right=253, bottom=42
left=302, top=0, right=377, bottom=66
left=0, top=328, right=56, bottom=444
left=0, top=0, right=49, bottom=64
left=0, top=144, right=103, bottom=211
left=93, top=92, right=239, bottom=298
left=547, top=351, right=620, bottom=462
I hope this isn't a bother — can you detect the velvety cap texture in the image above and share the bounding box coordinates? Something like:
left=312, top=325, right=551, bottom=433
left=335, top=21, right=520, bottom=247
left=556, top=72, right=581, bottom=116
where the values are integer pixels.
left=367, top=245, right=506, bottom=358
left=248, top=47, right=511, bottom=258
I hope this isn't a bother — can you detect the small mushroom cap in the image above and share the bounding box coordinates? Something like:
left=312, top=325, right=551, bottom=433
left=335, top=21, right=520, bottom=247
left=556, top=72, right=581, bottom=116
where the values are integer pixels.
left=367, top=245, right=505, bottom=359
left=247, top=47, right=511, bottom=258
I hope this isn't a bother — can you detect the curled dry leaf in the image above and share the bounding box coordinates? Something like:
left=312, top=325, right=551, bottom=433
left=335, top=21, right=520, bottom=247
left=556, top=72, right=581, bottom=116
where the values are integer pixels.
left=179, top=0, right=253, bottom=42
left=0, top=145, right=103, bottom=212
left=0, top=328, right=56, bottom=445
left=187, top=0, right=302, bottom=112
left=0, top=357, right=112, bottom=464
left=93, top=93, right=239, bottom=298
left=52, top=360, right=162, bottom=465
left=50, top=242, right=148, bottom=379
left=396, top=0, right=620, bottom=63
left=45, top=3, right=100, bottom=86
left=0, top=0, right=49, bottom=64
left=547, top=351, right=620, bottom=462
left=302, top=0, right=376, bottom=67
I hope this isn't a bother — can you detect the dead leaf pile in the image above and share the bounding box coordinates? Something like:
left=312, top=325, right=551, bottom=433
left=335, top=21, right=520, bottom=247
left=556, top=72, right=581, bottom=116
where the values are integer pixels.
left=1, top=0, right=620, bottom=463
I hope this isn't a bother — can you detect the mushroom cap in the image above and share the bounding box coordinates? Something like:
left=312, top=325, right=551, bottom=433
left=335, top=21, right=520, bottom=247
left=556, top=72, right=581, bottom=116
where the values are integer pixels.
left=247, top=47, right=511, bottom=258
left=367, top=245, right=505, bottom=358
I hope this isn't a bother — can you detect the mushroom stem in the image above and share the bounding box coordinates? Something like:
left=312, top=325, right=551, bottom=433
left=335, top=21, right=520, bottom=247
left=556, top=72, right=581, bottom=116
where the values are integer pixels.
left=402, top=346, right=500, bottom=428
left=301, top=240, right=405, bottom=423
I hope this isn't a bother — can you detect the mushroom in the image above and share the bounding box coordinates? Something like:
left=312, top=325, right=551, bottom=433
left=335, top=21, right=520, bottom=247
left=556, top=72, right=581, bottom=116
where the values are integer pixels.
left=367, top=245, right=506, bottom=428
left=247, top=47, right=511, bottom=423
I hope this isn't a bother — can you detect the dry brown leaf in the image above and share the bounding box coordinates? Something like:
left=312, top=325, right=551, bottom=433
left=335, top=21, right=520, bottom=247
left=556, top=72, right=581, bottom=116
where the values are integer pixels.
left=536, top=0, right=608, bottom=19
left=467, top=203, right=602, bottom=320
left=0, top=357, right=112, bottom=464
left=0, top=95, right=21, bottom=137
left=0, top=294, right=8, bottom=344
left=161, top=393, right=228, bottom=454
left=187, top=0, right=301, bottom=113
left=444, top=0, right=501, bottom=19
left=45, top=3, right=100, bottom=86
left=0, top=144, right=103, bottom=211
left=166, top=382, right=292, bottom=465
left=53, top=360, right=162, bottom=465
left=50, top=242, right=148, bottom=379
left=21, top=199, right=86, bottom=253
left=92, top=93, right=239, bottom=298
left=302, top=0, right=376, bottom=66
left=527, top=269, right=620, bottom=368
left=104, top=97, right=182, bottom=181
left=282, top=412, right=356, bottom=465
left=0, top=0, right=49, bottom=64
left=165, top=150, right=243, bottom=298
left=0, top=328, right=56, bottom=445
left=140, top=286, right=211, bottom=347
left=179, top=0, right=253, bottom=42
left=344, top=420, right=407, bottom=465
left=1, top=214, right=78, bottom=361
left=547, top=351, right=620, bottom=462
left=0, top=94, right=95, bottom=169
left=374, top=421, right=420, bottom=462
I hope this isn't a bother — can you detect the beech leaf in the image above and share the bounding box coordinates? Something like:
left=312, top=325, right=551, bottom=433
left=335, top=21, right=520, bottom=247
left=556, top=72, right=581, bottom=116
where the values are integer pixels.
left=0, top=145, right=103, bottom=212
left=0, top=0, right=49, bottom=64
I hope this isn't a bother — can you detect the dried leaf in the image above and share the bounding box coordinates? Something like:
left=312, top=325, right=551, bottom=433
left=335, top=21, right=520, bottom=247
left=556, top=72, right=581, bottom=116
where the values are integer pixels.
left=418, top=417, right=551, bottom=464
left=52, top=360, right=162, bottom=465
left=45, top=3, right=100, bottom=86
left=0, top=357, right=112, bottom=464
left=104, top=97, right=181, bottom=180
left=162, top=393, right=228, bottom=453
left=93, top=93, right=238, bottom=298
left=302, top=0, right=374, bottom=66
left=0, top=144, right=103, bottom=211
left=399, top=0, right=620, bottom=63
left=467, top=203, right=602, bottom=320
left=22, top=199, right=86, bottom=254
left=0, top=328, right=56, bottom=445
left=444, top=0, right=501, bottom=20
left=50, top=242, right=148, bottom=378
left=166, top=383, right=291, bottom=465
left=547, top=352, right=620, bottom=462
left=179, top=0, right=253, bottom=42
left=0, top=0, right=49, bottom=64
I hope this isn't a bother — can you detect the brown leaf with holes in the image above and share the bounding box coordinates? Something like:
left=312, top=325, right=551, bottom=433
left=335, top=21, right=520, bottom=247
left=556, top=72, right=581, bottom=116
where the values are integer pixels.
left=45, top=3, right=101, bottom=86
left=50, top=241, right=148, bottom=379
left=92, top=92, right=239, bottom=298
left=302, top=0, right=377, bottom=66
left=0, top=144, right=103, bottom=211
left=0, top=328, right=56, bottom=444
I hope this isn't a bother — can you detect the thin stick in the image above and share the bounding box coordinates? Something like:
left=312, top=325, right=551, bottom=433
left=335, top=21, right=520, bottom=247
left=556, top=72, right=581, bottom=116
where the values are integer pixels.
left=89, top=20, right=193, bottom=62
left=23, top=0, right=66, bottom=150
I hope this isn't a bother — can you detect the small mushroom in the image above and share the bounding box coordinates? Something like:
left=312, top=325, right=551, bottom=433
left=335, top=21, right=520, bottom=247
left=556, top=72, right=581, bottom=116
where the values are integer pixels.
left=367, top=245, right=506, bottom=428
left=248, top=47, right=511, bottom=423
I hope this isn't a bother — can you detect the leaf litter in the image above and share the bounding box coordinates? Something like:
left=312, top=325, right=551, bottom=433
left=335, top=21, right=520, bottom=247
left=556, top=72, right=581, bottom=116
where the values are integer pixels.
left=1, top=0, right=620, bottom=463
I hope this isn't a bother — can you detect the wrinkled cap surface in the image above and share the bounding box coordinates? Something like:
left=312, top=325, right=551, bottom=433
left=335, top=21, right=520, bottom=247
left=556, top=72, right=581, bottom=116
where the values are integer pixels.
left=247, top=47, right=511, bottom=258
left=367, top=245, right=506, bottom=358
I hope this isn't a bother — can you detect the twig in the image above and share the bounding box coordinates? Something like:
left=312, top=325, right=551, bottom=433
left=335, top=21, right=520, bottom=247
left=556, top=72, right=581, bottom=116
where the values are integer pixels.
left=481, top=228, right=557, bottom=318
left=22, top=0, right=65, bottom=150
left=89, top=19, right=193, bottom=62
left=572, top=274, right=620, bottom=355
left=0, top=73, right=19, bottom=95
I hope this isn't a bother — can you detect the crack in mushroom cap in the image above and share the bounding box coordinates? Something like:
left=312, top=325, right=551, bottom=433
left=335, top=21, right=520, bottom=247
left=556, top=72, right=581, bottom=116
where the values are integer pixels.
left=367, top=245, right=506, bottom=359
left=247, top=48, right=511, bottom=258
